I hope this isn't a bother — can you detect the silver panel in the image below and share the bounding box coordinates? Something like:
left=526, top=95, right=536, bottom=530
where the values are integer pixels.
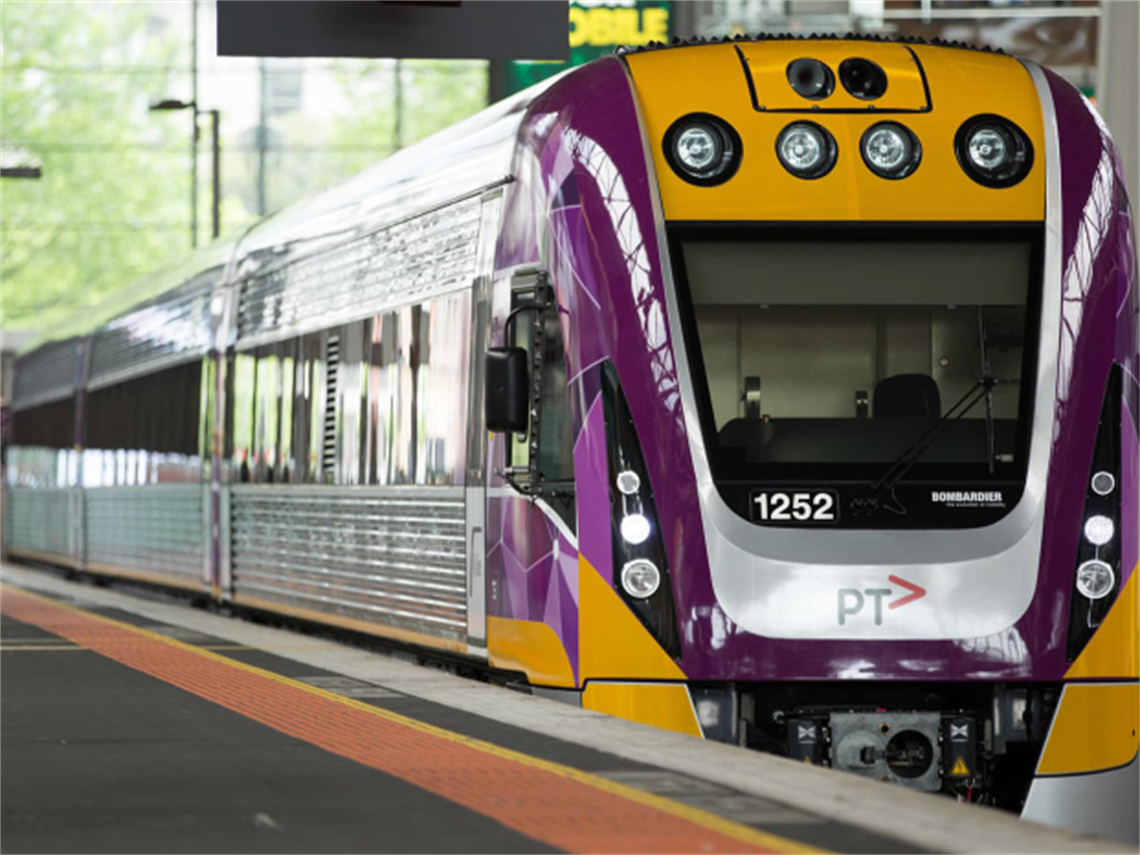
left=1022, top=756, right=1139, bottom=846
left=5, top=487, right=75, bottom=559
left=229, top=485, right=467, bottom=643
left=85, top=485, right=205, bottom=585
left=626, top=62, right=1064, bottom=640
left=87, top=277, right=214, bottom=391
left=11, top=340, right=81, bottom=411
left=236, top=195, right=483, bottom=348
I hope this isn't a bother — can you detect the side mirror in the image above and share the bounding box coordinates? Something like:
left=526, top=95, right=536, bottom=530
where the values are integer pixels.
left=485, top=347, right=529, bottom=433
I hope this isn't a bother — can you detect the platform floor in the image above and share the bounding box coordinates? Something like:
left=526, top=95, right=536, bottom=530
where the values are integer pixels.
left=0, top=564, right=1129, bottom=855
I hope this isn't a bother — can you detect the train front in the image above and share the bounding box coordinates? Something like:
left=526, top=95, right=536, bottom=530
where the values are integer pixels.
left=527, top=37, right=1138, bottom=834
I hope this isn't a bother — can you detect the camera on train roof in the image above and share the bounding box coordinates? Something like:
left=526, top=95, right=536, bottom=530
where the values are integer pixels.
left=663, top=113, right=742, bottom=186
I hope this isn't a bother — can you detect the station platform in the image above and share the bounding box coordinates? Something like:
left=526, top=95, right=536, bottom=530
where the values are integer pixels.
left=0, top=562, right=1131, bottom=855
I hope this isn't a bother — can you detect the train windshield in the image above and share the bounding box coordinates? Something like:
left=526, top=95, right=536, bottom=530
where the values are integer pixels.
left=670, top=227, right=1041, bottom=526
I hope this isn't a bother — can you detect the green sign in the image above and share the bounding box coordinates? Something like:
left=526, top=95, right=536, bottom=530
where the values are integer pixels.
left=504, top=1, right=672, bottom=96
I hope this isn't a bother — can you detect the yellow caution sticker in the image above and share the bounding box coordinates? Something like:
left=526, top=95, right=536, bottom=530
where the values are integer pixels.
left=949, top=756, right=970, bottom=777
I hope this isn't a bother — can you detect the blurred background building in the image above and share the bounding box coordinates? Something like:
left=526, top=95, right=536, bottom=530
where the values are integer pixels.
left=1, top=0, right=1134, bottom=393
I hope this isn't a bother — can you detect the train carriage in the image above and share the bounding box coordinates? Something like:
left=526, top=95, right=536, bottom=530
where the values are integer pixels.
left=5, top=34, right=1137, bottom=842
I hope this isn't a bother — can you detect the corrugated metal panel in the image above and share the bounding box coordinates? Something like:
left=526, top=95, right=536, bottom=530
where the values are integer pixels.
left=85, top=485, right=204, bottom=584
left=230, top=486, right=466, bottom=643
left=11, top=340, right=81, bottom=411
left=236, top=196, right=482, bottom=347
left=5, top=487, right=74, bottom=558
left=87, top=278, right=215, bottom=390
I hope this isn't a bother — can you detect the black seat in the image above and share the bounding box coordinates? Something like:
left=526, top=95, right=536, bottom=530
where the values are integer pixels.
left=874, top=374, right=941, bottom=418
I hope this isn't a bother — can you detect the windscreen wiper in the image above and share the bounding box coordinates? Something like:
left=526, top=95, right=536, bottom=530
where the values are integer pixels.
left=852, top=376, right=996, bottom=517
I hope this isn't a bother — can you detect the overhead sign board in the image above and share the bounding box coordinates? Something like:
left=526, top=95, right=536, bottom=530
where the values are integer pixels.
left=217, top=1, right=570, bottom=61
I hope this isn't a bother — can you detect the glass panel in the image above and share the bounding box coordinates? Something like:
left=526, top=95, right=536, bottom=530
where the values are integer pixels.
left=415, top=291, right=471, bottom=485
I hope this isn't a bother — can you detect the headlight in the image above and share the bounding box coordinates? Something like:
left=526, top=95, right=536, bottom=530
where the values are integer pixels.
left=621, top=559, right=661, bottom=599
left=616, top=470, right=641, bottom=495
left=1083, top=515, right=1115, bottom=546
left=664, top=113, right=741, bottom=186
left=955, top=115, right=1034, bottom=188
left=776, top=122, right=837, bottom=180
left=1090, top=471, right=1115, bottom=496
left=620, top=513, right=651, bottom=545
left=1076, top=560, right=1115, bottom=600
left=839, top=57, right=887, bottom=100
left=787, top=58, right=834, bottom=100
left=861, top=122, right=921, bottom=179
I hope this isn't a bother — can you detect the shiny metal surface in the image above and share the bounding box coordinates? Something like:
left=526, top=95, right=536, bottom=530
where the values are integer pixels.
left=87, top=276, right=215, bottom=391
left=639, top=60, right=1063, bottom=641
left=11, top=339, right=82, bottom=411
left=85, top=485, right=206, bottom=585
left=1022, top=756, right=1139, bottom=846
left=235, top=193, right=488, bottom=350
left=5, top=487, right=76, bottom=559
left=229, top=485, right=467, bottom=642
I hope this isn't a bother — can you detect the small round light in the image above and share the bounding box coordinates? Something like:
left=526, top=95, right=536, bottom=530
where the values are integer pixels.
left=616, top=470, right=641, bottom=496
left=955, top=115, right=1033, bottom=188
left=1091, top=471, right=1116, bottom=496
left=1084, top=515, right=1115, bottom=546
left=620, top=513, right=651, bottom=545
left=676, top=125, right=720, bottom=173
left=1076, top=559, right=1115, bottom=600
left=787, top=58, right=834, bottom=100
left=776, top=122, right=837, bottom=180
left=664, top=113, right=742, bottom=186
left=621, top=559, right=661, bottom=599
left=861, top=122, right=921, bottom=179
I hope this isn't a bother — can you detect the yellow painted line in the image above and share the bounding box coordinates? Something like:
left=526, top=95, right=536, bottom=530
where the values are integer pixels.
left=0, top=583, right=827, bottom=855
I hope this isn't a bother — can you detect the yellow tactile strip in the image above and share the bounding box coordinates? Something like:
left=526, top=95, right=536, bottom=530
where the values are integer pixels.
left=0, top=584, right=824, bottom=855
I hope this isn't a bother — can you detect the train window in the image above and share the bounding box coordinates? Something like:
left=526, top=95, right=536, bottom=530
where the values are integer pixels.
left=414, top=292, right=471, bottom=485
left=11, top=398, right=74, bottom=449
left=672, top=227, right=1041, bottom=493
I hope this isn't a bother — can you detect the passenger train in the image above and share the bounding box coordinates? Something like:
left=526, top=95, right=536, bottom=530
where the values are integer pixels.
left=5, top=35, right=1137, bottom=841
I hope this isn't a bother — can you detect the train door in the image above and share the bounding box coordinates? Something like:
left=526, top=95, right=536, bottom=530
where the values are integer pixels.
left=464, top=189, right=503, bottom=658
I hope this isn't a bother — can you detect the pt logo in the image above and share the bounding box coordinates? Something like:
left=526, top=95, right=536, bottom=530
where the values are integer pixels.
left=837, top=575, right=926, bottom=626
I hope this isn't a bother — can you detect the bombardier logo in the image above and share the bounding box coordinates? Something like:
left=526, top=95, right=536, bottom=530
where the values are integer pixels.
left=838, top=575, right=927, bottom=626
left=931, top=490, right=1005, bottom=509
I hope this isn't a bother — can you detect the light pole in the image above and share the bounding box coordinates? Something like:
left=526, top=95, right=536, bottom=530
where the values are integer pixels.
left=149, top=99, right=221, bottom=242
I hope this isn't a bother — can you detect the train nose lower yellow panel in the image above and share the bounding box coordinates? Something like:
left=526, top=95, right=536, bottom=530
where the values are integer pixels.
left=623, top=41, right=1045, bottom=222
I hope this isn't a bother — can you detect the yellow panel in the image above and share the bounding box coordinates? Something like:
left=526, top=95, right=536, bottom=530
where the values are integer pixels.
left=1037, top=683, right=1139, bottom=775
left=1066, top=566, right=1140, bottom=680
left=578, top=555, right=686, bottom=681
left=624, top=41, right=1045, bottom=222
left=739, top=42, right=927, bottom=112
left=583, top=682, right=703, bottom=738
left=487, top=615, right=576, bottom=688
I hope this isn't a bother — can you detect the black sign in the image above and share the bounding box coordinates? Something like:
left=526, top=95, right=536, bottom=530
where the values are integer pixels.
left=218, top=1, right=569, bottom=61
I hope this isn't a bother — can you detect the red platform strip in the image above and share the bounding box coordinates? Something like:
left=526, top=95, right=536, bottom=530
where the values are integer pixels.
left=1, top=586, right=821, bottom=855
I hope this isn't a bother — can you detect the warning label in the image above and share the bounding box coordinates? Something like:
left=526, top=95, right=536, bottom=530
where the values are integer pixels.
left=949, top=756, right=971, bottom=777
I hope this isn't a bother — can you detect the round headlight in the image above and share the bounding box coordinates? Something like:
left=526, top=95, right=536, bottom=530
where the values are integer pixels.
left=861, top=122, right=921, bottom=179
left=1084, top=515, right=1115, bottom=546
left=621, top=559, right=661, bottom=599
left=616, top=470, right=641, bottom=496
left=955, top=115, right=1034, bottom=188
left=776, top=121, right=837, bottom=180
left=1076, top=559, right=1115, bottom=600
left=839, top=57, right=888, bottom=100
left=1091, top=471, right=1116, bottom=496
left=620, top=513, right=651, bottom=545
left=664, top=114, right=742, bottom=186
left=787, top=58, right=834, bottom=100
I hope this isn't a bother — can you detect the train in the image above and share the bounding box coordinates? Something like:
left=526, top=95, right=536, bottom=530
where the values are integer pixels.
left=5, top=34, right=1137, bottom=843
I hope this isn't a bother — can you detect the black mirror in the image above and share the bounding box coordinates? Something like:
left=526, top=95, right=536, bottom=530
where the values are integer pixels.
left=485, top=347, right=529, bottom=433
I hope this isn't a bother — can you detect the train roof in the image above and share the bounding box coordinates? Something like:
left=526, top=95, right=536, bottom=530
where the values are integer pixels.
left=20, top=70, right=567, bottom=359
left=616, top=32, right=1005, bottom=57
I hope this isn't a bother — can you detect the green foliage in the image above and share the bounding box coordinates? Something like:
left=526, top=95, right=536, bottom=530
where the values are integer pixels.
left=1, top=1, right=189, bottom=336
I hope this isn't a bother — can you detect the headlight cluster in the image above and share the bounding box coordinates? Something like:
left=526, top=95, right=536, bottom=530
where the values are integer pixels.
left=1066, top=366, right=1124, bottom=661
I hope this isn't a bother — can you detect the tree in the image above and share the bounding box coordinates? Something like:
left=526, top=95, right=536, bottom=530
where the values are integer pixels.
left=1, top=0, right=188, bottom=336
